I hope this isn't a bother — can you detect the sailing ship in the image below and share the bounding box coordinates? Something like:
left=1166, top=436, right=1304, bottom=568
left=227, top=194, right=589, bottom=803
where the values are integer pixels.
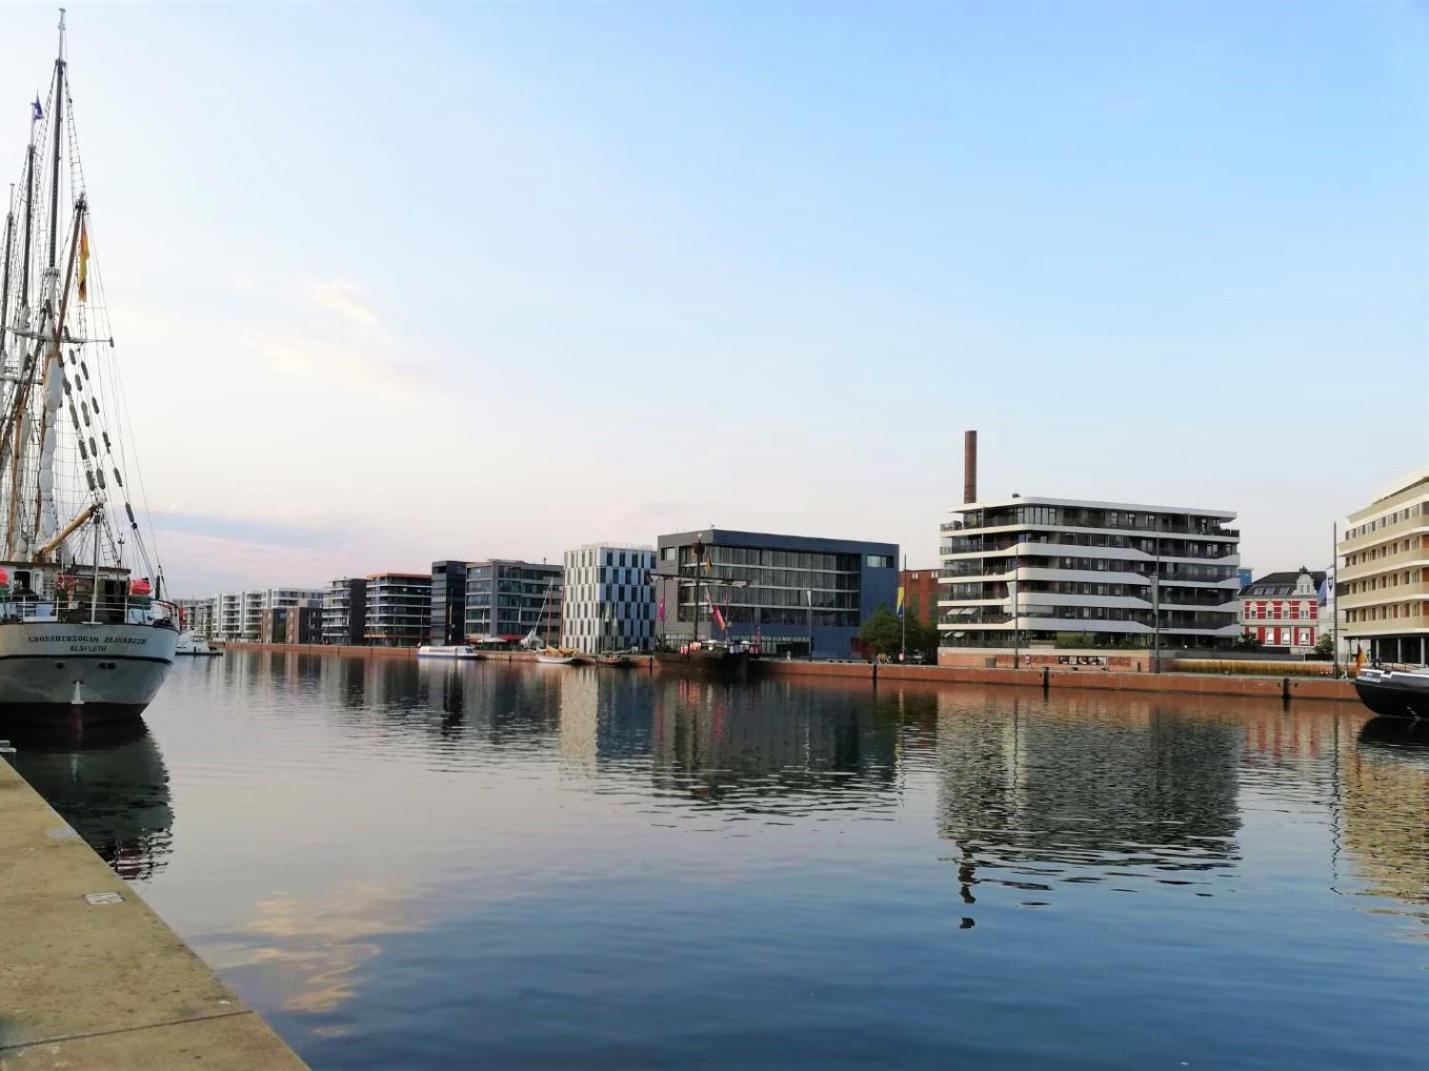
left=521, top=577, right=579, bottom=664
left=652, top=536, right=753, bottom=680
left=0, top=13, right=177, bottom=722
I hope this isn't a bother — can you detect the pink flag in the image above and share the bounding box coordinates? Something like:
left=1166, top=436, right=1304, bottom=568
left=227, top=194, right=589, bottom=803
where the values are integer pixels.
left=657, top=597, right=665, bottom=623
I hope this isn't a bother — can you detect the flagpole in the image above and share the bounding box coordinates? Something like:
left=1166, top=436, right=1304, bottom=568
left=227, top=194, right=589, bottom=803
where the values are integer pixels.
left=899, top=554, right=907, bottom=663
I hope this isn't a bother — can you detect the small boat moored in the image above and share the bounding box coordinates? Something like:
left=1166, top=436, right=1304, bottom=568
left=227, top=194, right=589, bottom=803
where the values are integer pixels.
left=175, top=631, right=221, bottom=656
left=535, top=648, right=578, bottom=666
left=1353, top=666, right=1429, bottom=719
left=417, top=645, right=483, bottom=660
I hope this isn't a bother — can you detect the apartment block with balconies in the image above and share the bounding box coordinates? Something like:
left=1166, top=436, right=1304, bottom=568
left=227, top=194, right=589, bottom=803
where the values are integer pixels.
left=938, top=496, right=1242, bottom=660
left=216, top=592, right=244, bottom=641
left=364, top=573, right=430, bottom=647
left=1337, top=466, right=1429, bottom=665
left=322, top=578, right=368, bottom=645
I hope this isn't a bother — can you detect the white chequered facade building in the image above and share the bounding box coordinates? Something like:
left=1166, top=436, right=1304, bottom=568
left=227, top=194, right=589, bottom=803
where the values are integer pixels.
left=561, top=544, right=656, bottom=654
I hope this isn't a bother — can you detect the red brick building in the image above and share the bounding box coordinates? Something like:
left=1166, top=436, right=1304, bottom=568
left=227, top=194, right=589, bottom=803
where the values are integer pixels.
left=1239, top=568, right=1326, bottom=653
left=900, top=567, right=940, bottom=627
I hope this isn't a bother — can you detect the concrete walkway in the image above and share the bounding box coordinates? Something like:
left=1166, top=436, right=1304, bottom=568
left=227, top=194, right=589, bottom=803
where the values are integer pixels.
left=0, top=758, right=306, bottom=1069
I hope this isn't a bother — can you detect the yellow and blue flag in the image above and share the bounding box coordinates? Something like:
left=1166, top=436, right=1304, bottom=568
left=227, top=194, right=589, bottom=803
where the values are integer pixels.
left=896, top=585, right=905, bottom=619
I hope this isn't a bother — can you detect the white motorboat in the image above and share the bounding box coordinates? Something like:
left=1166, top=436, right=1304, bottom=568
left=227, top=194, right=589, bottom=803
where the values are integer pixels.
left=175, top=631, right=220, bottom=657
left=417, top=644, right=483, bottom=660
left=0, top=15, right=177, bottom=722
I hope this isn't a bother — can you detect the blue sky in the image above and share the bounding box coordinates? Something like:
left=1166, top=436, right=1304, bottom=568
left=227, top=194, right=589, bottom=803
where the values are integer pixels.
left=2, top=2, right=1425, bottom=594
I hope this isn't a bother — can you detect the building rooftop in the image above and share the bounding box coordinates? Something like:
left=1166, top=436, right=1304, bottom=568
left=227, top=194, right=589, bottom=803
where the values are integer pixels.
left=1240, top=570, right=1327, bottom=598
left=954, top=495, right=1236, bottom=518
left=658, top=527, right=898, bottom=553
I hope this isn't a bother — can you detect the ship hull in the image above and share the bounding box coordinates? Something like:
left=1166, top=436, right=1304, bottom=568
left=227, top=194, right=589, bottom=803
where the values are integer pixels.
left=0, top=622, right=177, bottom=723
left=1353, top=670, right=1429, bottom=719
left=653, top=650, right=751, bottom=681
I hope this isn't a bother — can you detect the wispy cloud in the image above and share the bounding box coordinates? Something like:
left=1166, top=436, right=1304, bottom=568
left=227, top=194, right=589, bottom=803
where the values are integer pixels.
left=236, top=276, right=429, bottom=398
left=151, top=509, right=341, bottom=550
left=304, top=279, right=380, bottom=328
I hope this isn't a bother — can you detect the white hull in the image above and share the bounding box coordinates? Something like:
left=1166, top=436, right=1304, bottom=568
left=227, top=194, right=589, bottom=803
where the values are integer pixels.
left=418, top=645, right=483, bottom=660
left=535, top=654, right=577, bottom=665
left=175, top=631, right=220, bottom=656
left=0, top=621, right=178, bottom=721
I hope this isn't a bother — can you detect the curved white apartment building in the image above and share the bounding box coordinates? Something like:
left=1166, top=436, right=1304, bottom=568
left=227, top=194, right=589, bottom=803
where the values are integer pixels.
left=938, top=496, right=1242, bottom=654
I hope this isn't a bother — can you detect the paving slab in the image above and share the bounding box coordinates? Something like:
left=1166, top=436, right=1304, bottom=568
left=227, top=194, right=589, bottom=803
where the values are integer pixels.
left=0, top=758, right=305, bottom=1069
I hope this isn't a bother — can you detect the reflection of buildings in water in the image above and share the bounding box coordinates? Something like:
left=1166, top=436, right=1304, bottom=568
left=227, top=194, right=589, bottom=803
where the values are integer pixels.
left=214, top=881, right=427, bottom=1029
left=933, top=690, right=1242, bottom=904
left=2, top=718, right=173, bottom=882
left=1344, top=719, right=1429, bottom=917
left=648, top=678, right=898, bottom=804
left=317, top=655, right=369, bottom=711
left=557, top=669, right=599, bottom=769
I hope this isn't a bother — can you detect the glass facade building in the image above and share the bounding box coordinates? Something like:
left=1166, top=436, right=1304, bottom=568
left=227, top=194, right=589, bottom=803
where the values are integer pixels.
left=464, top=560, right=564, bottom=644
left=653, top=529, right=898, bottom=659
left=429, top=561, right=470, bottom=645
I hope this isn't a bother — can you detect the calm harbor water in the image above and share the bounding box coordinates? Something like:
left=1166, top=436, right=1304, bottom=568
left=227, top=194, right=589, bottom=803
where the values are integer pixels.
left=6, top=653, right=1427, bottom=1069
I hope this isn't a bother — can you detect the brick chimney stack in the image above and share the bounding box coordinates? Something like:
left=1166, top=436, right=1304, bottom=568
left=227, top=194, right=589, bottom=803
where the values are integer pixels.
left=963, top=430, right=978, bottom=505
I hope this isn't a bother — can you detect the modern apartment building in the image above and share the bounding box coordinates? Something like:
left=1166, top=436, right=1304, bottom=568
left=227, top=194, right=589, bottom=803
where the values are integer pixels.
left=216, top=592, right=243, bottom=641
left=652, top=528, right=899, bottom=659
left=322, top=578, right=368, bottom=646
left=936, top=432, right=1241, bottom=665
left=938, top=495, right=1242, bottom=660
left=210, top=588, right=325, bottom=641
left=364, top=573, right=430, bottom=647
left=260, top=605, right=324, bottom=644
left=561, top=544, right=656, bottom=654
left=464, top=560, right=563, bottom=644
left=1337, top=466, right=1429, bottom=664
left=429, top=560, right=471, bottom=646
left=1239, top=568, right=1326, bottom=653
left=175, top=597, right=216, bottom=639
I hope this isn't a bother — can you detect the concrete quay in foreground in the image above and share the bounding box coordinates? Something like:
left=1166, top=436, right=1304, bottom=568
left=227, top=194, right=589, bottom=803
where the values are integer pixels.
left=0, top=759, right=306, bottom=1070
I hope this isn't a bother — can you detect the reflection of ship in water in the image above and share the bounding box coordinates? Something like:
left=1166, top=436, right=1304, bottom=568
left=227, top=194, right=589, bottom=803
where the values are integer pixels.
left=1344, top=718, right=1429, bottom=919
left=933, top=692, right=1242, bottom=905
left=649, top=678, right=899, bottom=808
left=1, top=717, right=172, bottom=881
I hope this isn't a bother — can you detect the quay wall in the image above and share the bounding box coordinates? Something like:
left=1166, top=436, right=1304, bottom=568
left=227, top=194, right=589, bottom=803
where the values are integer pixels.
left=0, top=759, right=307, bottom=1068
left=222, top=642, right=1359, bottom=703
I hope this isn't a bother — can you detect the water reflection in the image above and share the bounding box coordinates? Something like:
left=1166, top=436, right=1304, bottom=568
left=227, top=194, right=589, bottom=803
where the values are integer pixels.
left=1346, top=718, right=1429, bottom=921
left=1, top=716, right=172, bottom=881
left=931, top=692, right=1242, bottom=907
left=647, top=679, right=899, bottom=810
left=12, top=654, right=1429, bottom=1070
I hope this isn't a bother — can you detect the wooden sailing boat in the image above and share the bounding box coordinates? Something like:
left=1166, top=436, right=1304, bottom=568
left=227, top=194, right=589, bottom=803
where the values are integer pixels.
left=0, top=12, right=177, bottom=721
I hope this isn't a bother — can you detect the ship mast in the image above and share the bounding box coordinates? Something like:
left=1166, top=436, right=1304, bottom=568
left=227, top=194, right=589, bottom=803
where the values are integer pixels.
left=33, top=8, right=69, bottom=553
left=0, top=186, right=13, bottom=368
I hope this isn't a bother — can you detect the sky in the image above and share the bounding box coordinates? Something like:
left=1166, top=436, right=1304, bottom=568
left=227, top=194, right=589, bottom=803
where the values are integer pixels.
left=1, top=2, right=1425, bottom=595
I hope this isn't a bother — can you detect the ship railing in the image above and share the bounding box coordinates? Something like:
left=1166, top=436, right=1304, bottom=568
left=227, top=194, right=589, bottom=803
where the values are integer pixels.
left=0, top=594, right=176, bottom=627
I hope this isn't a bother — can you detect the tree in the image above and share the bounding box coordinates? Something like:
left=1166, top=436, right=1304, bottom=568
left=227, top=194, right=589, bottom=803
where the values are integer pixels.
left=858, top=605, right=903, bottom=658
left=1233, top=630, right=1262, bottom=651
left=859, top=605, right=940, bottom=661
left=1314, top=633, right=1334, bottom=659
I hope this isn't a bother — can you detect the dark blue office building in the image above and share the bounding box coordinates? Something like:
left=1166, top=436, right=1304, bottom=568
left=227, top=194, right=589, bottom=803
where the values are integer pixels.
left=653, top=528, right=899, bottom=660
